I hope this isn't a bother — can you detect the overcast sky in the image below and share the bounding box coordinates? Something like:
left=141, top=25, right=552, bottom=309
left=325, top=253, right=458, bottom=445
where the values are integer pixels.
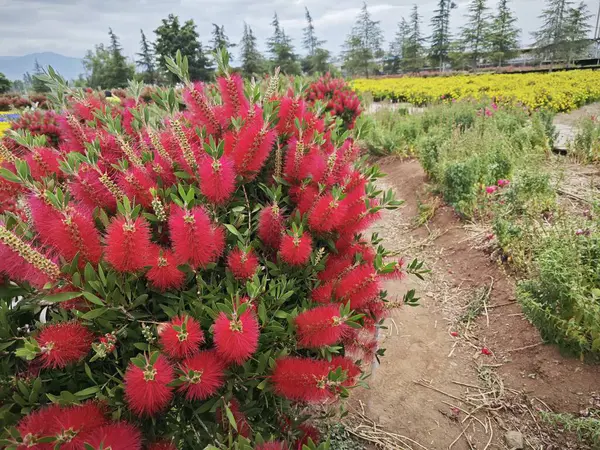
left=1, top=0, right=598, bottom=60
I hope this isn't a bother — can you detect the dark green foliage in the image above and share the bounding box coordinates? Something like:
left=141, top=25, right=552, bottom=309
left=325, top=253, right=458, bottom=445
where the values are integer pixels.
left=460, top=0, right=491, bottom=67
left=402, top=6, right=426, bottom=73
left=154, top=14, right=213, bottom=82
left=136, top=29, right=157, bottom=84
left=239, top=23, right=265, bottom=77
left=488, top=0, right=521, bottom=66
left=342, top=2, right=384, bottom=77
left=429, top=0, right=457, bottom=70
left=0, top=72, right=10, bottom=94
left=267, top=13, right=301, bottom=75
left=31, top=60, right=50, bottom=93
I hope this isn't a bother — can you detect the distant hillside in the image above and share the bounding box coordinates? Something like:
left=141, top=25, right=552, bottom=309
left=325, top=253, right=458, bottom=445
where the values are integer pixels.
left=0, top=52, right=84, bottom=81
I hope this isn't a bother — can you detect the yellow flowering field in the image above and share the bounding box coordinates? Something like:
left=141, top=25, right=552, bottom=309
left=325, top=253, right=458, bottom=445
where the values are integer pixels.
left=351, top=70, right=600, bottom=112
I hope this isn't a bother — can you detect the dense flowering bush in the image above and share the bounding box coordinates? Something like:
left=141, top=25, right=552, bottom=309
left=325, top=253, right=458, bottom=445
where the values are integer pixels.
left=0, top=55, right=418, bottom=449
left=306, top=75, right=361, bottom=131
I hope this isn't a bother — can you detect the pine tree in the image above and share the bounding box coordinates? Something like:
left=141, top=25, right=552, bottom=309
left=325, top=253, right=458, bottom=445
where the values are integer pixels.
left=564, top=2, right=592, bottom=63
left=342, top=2, right=384, bottom=77
left=532, top=0, right=573, bottom=63
left=210, top=24, right=235, bottom=60
left=108, top=28, right=133, bottom=88
left=429, top=0, right=457, bottom=70
left=136, top=29, right=156, bottom=84
left=154, top=14, right=213, bottom=82
left=267, top=13, right=301, bottom=75
left=239, top=23, right=264, bottom=77
left=402, top=5, right=426, bottom=73
left=488, top=0, right=520, bottom=66
left=461, top=0, right=491, bottom=67
left=384, top=19, right=409, bottom=75
left=31, top=59, right=50, bottom=93
left=302, top=7, right=329, bottom=74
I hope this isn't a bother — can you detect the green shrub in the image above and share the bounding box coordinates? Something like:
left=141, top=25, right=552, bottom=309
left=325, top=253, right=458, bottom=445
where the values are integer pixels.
left=571, top=117, right=600, bottom=163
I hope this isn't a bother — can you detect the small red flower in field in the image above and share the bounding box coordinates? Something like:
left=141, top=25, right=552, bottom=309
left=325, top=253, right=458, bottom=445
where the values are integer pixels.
left=381, top=259, right=406, bottom=281
left=199, top=156, right=236, bottom=204
left=119, top=167, right=156, bottom=209
left=169, top=205, right=219, bottom=268
left=81, top=422, right=142, bottom=450
left=334, top=265, right=381, bottom=309
left=485, top=186, right=498, bottom=194
left=450, top=331, right=459, bottom=337
left=481, top=347, right=493, bottom=356
left=146, top=246, right=185, bottom=292
left=231, top=113, right=277, bottom=179
left=178, top=350, right=226, bottom=400
left=36, top=322, right=94, bottom=369
left=159, top=315, right=205, bottom=359
left=311, top=283, right=334, bottom=304
left=258, top=204, right=284, bottom=249
left=280, top=231, right=313, bottom=266
left=70, top=167, right=117, bottom=213
left=147, top=441, right=178, bottom=450
left=105, top=216, right=152, bottom=273
left=271, top=357, right=334, bottom=403
left=124, top=354, right=174, bottom=416
left=17, top=404, right=62, bottom=448
left=217, top=398, right=251, bottom=437
left=213, top=311, right=259, bottom=364
left=308, top=194, right=347, bottom=233
left=497, top=179, right=510, bottom=187
left=295, top=305, right=346, bottom=348
left=50, top=402, right=108, bottom=449
left=218, top=74, right=250, bottom=119
left=227, top=248, right=259, bottom=280
left=255, top=442, right=286, bottom=450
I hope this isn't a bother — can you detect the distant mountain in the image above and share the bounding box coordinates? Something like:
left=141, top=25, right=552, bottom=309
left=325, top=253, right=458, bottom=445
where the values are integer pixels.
left=0, top=52, right=84, bottom=81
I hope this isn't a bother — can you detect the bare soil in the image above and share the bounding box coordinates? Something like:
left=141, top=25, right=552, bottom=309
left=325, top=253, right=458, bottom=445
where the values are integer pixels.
left=348, top=158, right=600, bottom=450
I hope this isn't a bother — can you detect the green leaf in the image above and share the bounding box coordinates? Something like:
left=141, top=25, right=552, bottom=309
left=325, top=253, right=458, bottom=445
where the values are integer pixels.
left=75, top=386, right=100, bottom=397
left=224, top=223, right=244, bottom=241
left=0, top=168, right=21, bottom=184
left=82, top=292, right=104, bottom=306
left=81, top=307, right=108, bottom=320
left=224, top=403, right=238, bottom=431
left=44, top=291, right=81, bottom=303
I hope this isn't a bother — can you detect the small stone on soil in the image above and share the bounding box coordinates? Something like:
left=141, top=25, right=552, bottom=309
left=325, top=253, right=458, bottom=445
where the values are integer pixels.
left=504, top=430, right=524, bottom=449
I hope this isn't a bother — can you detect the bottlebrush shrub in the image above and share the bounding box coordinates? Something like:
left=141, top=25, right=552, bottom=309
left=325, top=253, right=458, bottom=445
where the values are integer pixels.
left=305, top=75, right=361, bottom=131
left=0, top=52, right=424, bottom=449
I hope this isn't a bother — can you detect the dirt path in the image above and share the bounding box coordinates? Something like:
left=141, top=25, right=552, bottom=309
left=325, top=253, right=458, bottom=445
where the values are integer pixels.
left=349, top=158, right=600, bottom=450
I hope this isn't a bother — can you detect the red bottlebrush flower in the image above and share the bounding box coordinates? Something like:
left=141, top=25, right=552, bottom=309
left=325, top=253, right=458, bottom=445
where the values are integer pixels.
left=182, top=82, right=222, bottom=136
left=17, top=404, right=61, bottom=449
left=295, top=184, right=319, bottom=216
left=159, top=315, right=205, bottom=359
left=231, top=113, right=277, bottom=179
left=178, top=350, right=226, bottom=400
left=308, top=194, right=348, bottom=233
left=119, top=167, right=156, bottom=209
left=328, top=356, right=361, bottom=387
left=334, top=265, right=380, bottom=309
left=169, top=205, right=219, bottom=268
left=271, top=357, right=333, bottom=403
left=295, top=305, right=346, bottom=348
left=258, top=204, right=284, bottom=249
left=277, top=96, right=305, bottom=136
left=80, top=422, right=142, bottom=450
left=218, top=74, right=250, bottom=119
left=25, top=147, right=62, bottom=180
left=0, top=239, right=55, bottom=289
left=70, top=167, right=117, bottom=213
left=342, top=329, right=378, bottom=364
left=36, top=322, right=94, bottom=369
left=311, top=283, right=334, bottom=304
left=124, top=354, right=174, bottom=416
left=50, top=402, right=108, bottom=450
left=255, top=442, right=286, bottom=450
left=148, top=154, right=177, bottom=188
left=217, top=398, right=251, bottom=437
left=146, top=246, right=186, bottom=292
left=148, top=442, right=178, bottom=450
left=280, top=232, right=313, bottom=266
left=199, top=156, right=236, bottom=204
left=211, top=225, right=226, bottom=260
left=227, top=248, right=259, bottom=280
left=380, top=259, right=406, bottom=281
left=105, top=215, right=152, bottom=273
left=213, top=311, right=259, bottom=364
left=51, top=207, right=104, bottom=267
left=296, top=424, right=321, bottom=450
left=29, top=194, right=62, bottom=244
